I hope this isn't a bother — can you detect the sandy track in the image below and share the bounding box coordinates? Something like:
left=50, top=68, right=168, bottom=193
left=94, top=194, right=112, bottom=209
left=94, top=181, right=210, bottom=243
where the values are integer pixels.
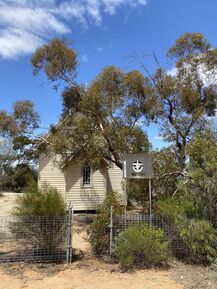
left=0, top=261, right=183, bottom=289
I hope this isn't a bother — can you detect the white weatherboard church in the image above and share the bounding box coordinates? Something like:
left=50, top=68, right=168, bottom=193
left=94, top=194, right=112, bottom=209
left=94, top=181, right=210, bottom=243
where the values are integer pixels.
left=38, top=152, right=124, bottom=210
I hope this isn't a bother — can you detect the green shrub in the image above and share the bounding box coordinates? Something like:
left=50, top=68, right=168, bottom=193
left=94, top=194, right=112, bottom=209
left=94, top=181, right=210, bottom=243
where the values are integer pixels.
left=12, top=164, right=38, bottom=192
left=11, top=183, right=67, bottom=251
left=14, top=183, right=66, bottom=216
left=157, top=197, right=196, bottom=222
left=179, top=219, right=217, bottom=263
left=115, top=224, right=169, bottom=268
left=157, top=197, right=217, bottom=263
left=0, top=164, right=37, bottom=192
left=126, top=179, right=148, bottom=207
left=89, top=192, right=124, bottom=256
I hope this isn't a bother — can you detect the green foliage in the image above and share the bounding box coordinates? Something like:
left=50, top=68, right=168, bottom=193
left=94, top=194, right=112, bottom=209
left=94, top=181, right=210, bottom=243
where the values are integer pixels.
left=167, top=33, right=211, bottom=59
left=12, top=164, right=37, bottom=192
left=13, top=183, right=66, bottom=216
left=179, top=219, right=217, bottom=263
left=157, top=197, right=217, bottom=263
left=11, top=184, right=67, bottom=251
left=31, top=33, right=217, bottom=172
left=140, top=33, right=217, bottom=169
left=153, top=148, right=182, bottom=196
left=126, top=179, right=149, bottom=207
left=0, top=165, right=14, bottom=192
left=61, top=85, right=84, bottom=115
left=115, top=224, right=169, bottom=268
left=0, top=100, right=40, bottom=166
left=0, top=164, right=37, bottom=192
left=89, top=193, right=124, bottom=256
left=32, top=38, right=151, bottom=170
left=33, top=33, right=217, bottom=172
left=157, top=197, right=196, bottom=222
left=0, top=100, right=40, bottom=138
left=185, top=129, right=217, bottom=222
left=31, top=38, right=77, bottom=86
left=155, top=129, right=217, bottom=267
left=126, top=147, right=185, bottom=205
left=13, top=100, right=40, bottom=133
left=44, top=65, right=150, bottom=170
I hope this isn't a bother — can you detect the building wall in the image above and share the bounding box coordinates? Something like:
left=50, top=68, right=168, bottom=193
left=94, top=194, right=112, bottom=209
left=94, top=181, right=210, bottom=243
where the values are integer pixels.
left=38, top=154, right=124, bottom=210
left=65, top=163, right=107, bottom=210
left=107, top=165, right=123, bottom=193
left=38, top=153, right=66, bottom=199
left=107, top=165, right=125, bottom=204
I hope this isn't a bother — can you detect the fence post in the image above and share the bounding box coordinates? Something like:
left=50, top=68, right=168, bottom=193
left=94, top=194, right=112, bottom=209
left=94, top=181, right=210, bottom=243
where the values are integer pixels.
left=124, top=205, right=127, bottom=229
left=66, top=203, right=73, bottom=263
left=149, top=179, right=152, bottom=226
left=109, top=206, right=113, bottom=255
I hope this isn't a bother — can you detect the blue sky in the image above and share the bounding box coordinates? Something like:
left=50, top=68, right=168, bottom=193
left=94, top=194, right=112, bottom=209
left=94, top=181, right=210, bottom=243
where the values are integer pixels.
left=1, top=0, right=217, bottom=149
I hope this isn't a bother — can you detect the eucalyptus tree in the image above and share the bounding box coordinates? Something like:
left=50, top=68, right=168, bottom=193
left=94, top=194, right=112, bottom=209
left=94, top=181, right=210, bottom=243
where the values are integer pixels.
left=0, top=100, right=40, bottom=163
left=138, top=33, right=217, bottom=170
left=185, top=128, right=217, bottom=222
left=32, top=39, right=150, bottom=170
left=32, top=33, right=217, bottom=174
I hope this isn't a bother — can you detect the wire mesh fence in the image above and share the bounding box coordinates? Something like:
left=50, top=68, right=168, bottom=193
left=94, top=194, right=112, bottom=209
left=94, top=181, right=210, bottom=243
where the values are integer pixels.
left=111, top=211, right=189, bottom=257
left=0, top=207, right=73, bottom=263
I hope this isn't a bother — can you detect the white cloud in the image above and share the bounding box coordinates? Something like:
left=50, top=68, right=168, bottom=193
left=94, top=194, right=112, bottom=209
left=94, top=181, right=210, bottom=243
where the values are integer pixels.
left=57, top=0, right=148, bottom=26
left=0, top=0, right=147, bottom=59
left=0, top=6, right=69, bottom=35
left=0, top=28, right=43, bottom=59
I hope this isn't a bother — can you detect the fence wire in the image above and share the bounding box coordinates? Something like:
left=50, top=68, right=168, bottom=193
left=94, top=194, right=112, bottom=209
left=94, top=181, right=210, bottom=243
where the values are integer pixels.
left=0, top=211, right=73, bottom=263
left=112, top=213, right=189, bottom=256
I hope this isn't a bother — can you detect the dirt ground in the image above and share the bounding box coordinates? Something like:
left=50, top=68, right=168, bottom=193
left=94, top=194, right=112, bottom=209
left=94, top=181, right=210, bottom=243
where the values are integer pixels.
left=0, top=262, right=183, bottom=289
left=0, top=192, right=21, bottom=215
left=0, top=192, right=216, bottom=289
left=0, top=252, right=216, bottom=289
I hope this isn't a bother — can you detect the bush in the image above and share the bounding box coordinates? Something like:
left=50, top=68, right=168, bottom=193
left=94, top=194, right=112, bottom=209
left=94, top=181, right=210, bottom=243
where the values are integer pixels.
left=14, top=183, right=66, bottom=216
left=179, top=219, right=217, bottom=263
left=115, top=224, right=169, bottom=268
left=157, top=197, right=196, bottom=222
left=126, top=179, right=148, bottom=207
left=11, top=183, right=67, bottom=251
left=0, top=164, right=37, bottom=192
left=11, top=164, right=38, bottom=192
left=89, top=192, right=124, bottom=256
left=157, top=197, right=217, bottom=263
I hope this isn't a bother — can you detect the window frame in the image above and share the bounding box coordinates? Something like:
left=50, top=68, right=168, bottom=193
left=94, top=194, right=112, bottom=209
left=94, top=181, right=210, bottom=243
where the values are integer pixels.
left=81, top=164, right=93, bottom=188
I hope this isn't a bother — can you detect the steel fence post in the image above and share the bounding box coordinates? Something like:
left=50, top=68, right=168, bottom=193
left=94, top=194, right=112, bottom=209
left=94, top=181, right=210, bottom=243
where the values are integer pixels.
left=70, top=205, right=73, bottom=263
left=66, top=203, right=73, bottom=263
left=109, top=206, right=113, bottom=255
left=149, top=179, right=152, bottom=226
left=124, top=205, right=127, bottom=229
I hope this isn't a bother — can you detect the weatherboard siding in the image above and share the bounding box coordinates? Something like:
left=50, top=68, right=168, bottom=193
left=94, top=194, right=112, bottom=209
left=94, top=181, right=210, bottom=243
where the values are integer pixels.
left=38, top=154, right=66, bottom=198
left=38, top=153, right=124, bottom=210
left=65, top=163, right=107, bottom=210
left=107, top=165, right=123, bottom=194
